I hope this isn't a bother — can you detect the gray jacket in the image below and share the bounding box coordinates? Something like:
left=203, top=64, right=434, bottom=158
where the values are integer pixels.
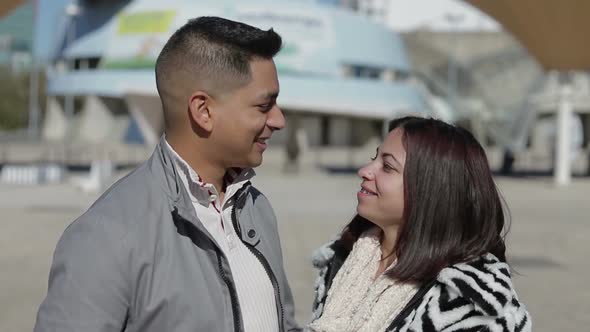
left=35, top=138, right=301, bottom=332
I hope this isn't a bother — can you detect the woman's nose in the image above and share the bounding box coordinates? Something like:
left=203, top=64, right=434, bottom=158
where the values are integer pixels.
left=358, top=164, right=374, bottom=180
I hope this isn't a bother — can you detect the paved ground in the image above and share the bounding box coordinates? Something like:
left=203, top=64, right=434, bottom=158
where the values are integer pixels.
left=0, top=160, right=589, bottom=331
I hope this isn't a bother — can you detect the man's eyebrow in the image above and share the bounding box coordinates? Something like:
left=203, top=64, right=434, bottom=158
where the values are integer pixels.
left=256, top=91, right=279, bottom=100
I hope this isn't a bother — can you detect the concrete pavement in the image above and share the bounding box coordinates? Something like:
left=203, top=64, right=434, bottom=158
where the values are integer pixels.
left=0, top=163, right=588, bottom=331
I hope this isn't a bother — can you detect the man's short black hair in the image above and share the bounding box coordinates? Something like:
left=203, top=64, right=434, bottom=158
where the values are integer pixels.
left=155, top=16, right=282, bottom=102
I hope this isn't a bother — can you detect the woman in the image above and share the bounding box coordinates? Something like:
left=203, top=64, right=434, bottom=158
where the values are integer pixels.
left=307, top=116, right=531, bottom=332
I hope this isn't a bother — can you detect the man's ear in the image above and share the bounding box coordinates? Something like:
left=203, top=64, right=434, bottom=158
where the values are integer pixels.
left=188, top=91, right=214, bottom=132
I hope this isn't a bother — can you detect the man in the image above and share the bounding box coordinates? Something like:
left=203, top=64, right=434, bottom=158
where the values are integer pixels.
left=35, top=17, right=300, bottom=332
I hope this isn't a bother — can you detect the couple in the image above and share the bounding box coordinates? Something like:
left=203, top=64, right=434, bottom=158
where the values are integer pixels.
left=34, top=17, right=531, bottom=332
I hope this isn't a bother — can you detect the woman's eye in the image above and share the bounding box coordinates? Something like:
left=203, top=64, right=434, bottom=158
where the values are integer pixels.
left=383, top=164, right=395, bottom=172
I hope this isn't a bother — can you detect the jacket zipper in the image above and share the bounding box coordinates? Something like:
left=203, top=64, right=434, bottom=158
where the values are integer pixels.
left=217, top=249, right=242, bottom=332
left=172, top=207, right=243, bottom=332
left=232, top=183, right=285, bottom=332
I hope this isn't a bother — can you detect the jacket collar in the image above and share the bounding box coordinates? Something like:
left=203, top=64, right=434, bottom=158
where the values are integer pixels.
left=149, top=136, right=187, bottom=203
left=163, top=138, right=256, bottom=207
left=149, top=135, right=258, bottom=245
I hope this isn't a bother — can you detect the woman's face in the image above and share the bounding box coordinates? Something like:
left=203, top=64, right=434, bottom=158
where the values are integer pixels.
left=357, top=128, right=407, bottom=228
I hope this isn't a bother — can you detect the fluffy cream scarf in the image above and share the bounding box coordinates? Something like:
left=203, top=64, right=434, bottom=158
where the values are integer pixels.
left=307, top=228, right=418, bottom=332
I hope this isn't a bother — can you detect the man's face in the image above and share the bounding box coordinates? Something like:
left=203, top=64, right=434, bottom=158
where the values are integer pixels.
left=210, top=59, right=285, bottom=168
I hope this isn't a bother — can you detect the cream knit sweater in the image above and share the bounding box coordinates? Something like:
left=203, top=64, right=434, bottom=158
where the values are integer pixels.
left=307, top=228, right=417, bottom=332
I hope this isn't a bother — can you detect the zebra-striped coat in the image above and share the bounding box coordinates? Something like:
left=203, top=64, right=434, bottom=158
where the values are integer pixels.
left=310, top=240, right=532, bottom=332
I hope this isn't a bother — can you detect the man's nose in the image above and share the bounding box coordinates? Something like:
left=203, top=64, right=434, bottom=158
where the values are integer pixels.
left=267, top=104, right=285, bottom=131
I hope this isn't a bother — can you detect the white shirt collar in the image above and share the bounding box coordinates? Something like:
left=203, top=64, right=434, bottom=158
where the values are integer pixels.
left=164, top=138, right=255, bottom=206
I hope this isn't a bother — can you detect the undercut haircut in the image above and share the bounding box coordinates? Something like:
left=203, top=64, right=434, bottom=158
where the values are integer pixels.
left=155, top=16, right=282, bottom=113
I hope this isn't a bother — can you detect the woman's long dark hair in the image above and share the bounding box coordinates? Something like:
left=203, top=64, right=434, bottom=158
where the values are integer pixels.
left=340, top=116, right=508, bottom=283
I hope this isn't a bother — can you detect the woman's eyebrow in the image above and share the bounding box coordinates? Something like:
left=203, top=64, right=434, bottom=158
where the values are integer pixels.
left=381, top=152, right=401, bottom=166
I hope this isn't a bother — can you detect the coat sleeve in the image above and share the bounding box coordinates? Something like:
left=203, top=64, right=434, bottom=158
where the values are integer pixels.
left=34, top=214, right=130, bottom=332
